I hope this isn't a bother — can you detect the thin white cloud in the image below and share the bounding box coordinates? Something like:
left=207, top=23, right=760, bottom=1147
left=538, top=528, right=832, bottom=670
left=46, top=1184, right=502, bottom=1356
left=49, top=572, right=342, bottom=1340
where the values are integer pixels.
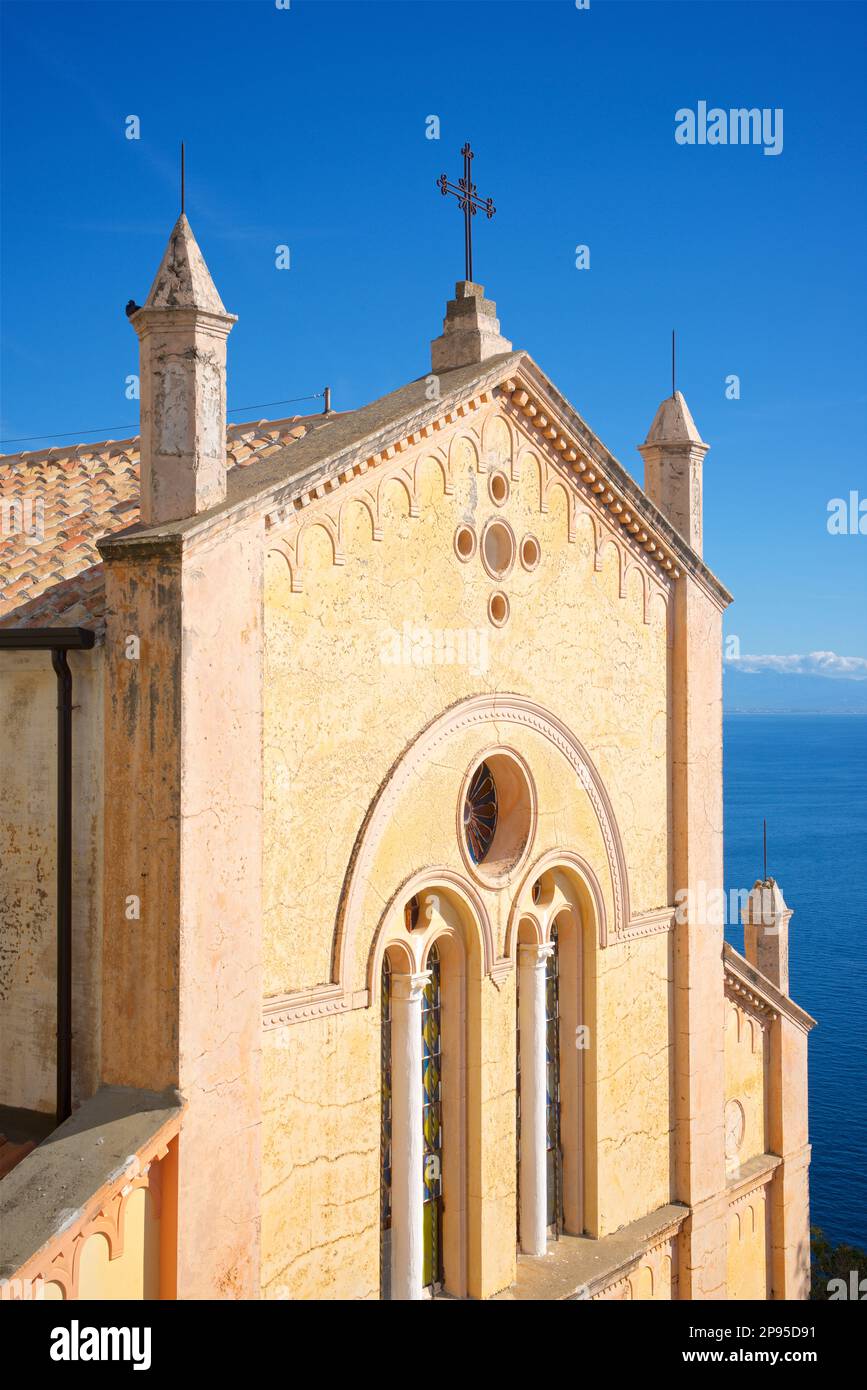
left=726, top=651, right=867, bottom=681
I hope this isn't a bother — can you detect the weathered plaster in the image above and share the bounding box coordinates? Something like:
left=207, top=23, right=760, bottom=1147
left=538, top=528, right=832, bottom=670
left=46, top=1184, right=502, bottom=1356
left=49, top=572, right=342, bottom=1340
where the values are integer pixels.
left=99, top=516, right=264, bottom=1299
left=0, top=646, right=103, bottom=1113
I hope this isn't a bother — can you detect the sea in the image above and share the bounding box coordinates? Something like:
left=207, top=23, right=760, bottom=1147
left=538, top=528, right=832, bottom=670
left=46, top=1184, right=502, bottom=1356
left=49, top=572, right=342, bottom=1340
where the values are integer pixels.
left=724, top=714, right=867, bottom=1251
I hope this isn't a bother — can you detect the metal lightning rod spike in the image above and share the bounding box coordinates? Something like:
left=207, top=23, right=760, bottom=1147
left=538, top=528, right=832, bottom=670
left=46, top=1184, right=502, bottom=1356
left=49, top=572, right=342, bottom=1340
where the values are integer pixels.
left=181, top=141, right=185, bottom=216
left=763, top=818, right=768, bottom=881
left=672, top=330, right=676, bottom=398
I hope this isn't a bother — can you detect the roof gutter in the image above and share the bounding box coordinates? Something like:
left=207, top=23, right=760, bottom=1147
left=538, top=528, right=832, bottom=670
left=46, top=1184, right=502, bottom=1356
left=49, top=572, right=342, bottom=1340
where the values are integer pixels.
left=0, top=627, right=96, bottom=1124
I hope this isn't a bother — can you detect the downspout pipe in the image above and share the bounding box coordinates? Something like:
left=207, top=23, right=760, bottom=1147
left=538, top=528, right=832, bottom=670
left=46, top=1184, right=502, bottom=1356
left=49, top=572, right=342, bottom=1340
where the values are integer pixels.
left=0, top=627, right=95, bottom=1124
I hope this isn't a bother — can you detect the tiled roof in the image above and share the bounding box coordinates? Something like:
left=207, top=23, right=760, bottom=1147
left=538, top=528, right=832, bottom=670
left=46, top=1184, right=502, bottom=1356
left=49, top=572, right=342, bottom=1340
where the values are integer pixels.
left=0, top=417, right=321, bottom=630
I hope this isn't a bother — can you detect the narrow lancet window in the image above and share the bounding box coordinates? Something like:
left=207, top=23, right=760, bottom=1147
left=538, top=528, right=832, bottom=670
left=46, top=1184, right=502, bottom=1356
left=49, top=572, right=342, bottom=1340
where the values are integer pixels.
left=380, top=955, right=393, bottom=1298
left=546, top=924, right=563, bottom=1235
left=422, top=944, right=443, bottom=1289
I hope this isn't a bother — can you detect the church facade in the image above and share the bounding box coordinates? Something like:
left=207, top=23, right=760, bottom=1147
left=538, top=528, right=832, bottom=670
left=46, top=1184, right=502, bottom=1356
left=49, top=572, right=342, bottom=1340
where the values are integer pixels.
left=0, top=215, right=814, bottom=1301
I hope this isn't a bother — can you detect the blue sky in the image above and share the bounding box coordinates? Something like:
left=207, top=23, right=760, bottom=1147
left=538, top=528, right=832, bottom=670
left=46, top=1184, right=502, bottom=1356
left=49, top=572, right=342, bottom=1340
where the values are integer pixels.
left=2, top=0, right=865, bottom=671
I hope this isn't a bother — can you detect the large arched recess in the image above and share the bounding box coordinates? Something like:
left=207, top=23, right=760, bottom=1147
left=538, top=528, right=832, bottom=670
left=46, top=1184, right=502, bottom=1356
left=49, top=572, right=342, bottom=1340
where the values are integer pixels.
left=331, top=693, right=632, bottom=1000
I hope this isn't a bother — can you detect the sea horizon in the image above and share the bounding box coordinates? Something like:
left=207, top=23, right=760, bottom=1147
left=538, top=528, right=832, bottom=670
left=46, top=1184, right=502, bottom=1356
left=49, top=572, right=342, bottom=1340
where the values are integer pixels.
left=723, top=711, right=867, bottom=1252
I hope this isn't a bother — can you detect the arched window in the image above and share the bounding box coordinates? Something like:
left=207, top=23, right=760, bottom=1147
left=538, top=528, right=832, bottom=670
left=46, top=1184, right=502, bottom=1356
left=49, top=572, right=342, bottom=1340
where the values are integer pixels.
left=377, top=891, right=477, bottom=1299
left=517, top=900, right=584, bottom=1256
left=380, top=955, right=393, bottom=1299
left=421, top=943, right=443, bottom=1291
left=545, top=922, right=563, bottom=1235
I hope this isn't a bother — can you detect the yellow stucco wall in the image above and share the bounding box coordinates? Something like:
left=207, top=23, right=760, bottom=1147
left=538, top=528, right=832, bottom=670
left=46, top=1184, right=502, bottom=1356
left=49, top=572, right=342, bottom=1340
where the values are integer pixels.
left=725, top=999, right=768, bottom=1171
left=76, top=1187, right=160, bottom=1301
left=260, top=402, right=676, bottom=1298
left=727, top=1188, right=770, bottom=1300
left=596, top=932, right=672, bottom=1235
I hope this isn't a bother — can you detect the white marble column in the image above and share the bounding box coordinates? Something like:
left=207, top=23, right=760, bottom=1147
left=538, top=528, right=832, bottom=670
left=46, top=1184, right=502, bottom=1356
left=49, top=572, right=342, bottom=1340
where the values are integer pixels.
left=518, top=942, right=554, bottom=1256
left=390, top=970, right=431, bottom=1300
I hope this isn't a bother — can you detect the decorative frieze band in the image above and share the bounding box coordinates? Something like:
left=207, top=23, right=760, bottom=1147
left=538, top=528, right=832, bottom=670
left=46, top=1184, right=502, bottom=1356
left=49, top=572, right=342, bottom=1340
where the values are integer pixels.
left=724, top=970, right=779, bottom=1024
left=621, top=906, right=676, bottom=940
left=262, top=984, right=369, bottom=1030
left=263, top=373, right=674, bottom=623
left=264, top=392, right=493, bottom=529
left=727, top=1154, right=781, bottom=1209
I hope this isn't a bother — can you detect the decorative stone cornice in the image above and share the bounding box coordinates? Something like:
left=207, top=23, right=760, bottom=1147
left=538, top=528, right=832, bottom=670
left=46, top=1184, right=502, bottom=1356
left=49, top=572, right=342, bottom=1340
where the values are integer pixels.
left=500, top=378, right=682, bottom=586
left=723, top=943, right=817, bottom=1034
left=726, top=1152, right=782, bottom=1207
left=263, top=983, right=368, bottom=1030
left=724, top=971, right=779, bottom=1024
left=621, top=905, right=676, bottom=940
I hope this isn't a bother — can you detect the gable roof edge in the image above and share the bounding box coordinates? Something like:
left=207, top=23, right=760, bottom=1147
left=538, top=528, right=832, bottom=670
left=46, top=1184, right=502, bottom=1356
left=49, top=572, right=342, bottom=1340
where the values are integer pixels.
left=98, top=351, right=732, bottom=613
left=512, top=357, right=732, bottom=610
left=724, top=942, right=817, bottom=1033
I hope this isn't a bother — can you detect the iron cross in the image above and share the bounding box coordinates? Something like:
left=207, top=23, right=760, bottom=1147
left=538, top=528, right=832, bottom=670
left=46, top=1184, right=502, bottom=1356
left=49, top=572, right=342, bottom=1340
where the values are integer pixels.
left=437, top=142, right=496, bottom=283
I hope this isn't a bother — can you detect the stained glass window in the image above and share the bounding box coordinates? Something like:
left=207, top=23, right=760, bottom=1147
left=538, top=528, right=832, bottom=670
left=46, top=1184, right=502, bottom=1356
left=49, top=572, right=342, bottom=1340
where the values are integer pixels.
left=421, top=943, right=443, bottom=1289
left=380, top=956, right=393, bottom=1299
left=516, top=961, right=522, bottom=1246
left=464, top=761, right=498, bottom=864
left=545, top=925, right=564, bottom=1235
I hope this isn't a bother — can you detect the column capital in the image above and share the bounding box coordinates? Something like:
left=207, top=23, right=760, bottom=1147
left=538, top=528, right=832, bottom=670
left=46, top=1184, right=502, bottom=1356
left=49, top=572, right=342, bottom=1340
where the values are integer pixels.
left=391, top=970, right=431, bottom=1003
left=518, top=941, right=555, bottom=967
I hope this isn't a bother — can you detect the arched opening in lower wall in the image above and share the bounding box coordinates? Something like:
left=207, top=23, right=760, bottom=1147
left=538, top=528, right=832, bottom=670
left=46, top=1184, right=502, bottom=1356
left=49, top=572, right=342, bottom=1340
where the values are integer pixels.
left=510, top=856, right=601, bottom=1241
left=374, top=881, right=483, bottom=1300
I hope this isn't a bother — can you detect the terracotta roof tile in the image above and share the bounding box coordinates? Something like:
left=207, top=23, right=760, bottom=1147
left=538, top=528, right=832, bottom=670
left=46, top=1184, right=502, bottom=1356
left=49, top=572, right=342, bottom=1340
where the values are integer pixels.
left=0, top=417, right=320, bottom=631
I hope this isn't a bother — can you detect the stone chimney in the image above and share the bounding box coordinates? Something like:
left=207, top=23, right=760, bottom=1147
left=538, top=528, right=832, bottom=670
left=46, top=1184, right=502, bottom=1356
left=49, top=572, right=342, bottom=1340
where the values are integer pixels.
left=638, top=391, right=709, bottom=556
left=431, top=282, right=511, bottom=374
left=742, top=879, right=793, bottom=994
left=130, top=214, right=237, bottom=525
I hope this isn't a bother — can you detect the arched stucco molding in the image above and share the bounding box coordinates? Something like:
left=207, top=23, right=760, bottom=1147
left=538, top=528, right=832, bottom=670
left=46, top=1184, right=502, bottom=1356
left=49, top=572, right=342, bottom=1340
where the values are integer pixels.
left=377, top=470, right=418, bottom=520
left=333, top=694, right=631, bottom=1000
left=541, top=475, right=578, bottom=543
left=449, top=429, right=480, bottom=477
left=296, top=516, right=344, bottom=569
left=505, top=849, right=610, bottom=961
left=265, top=542, right=301, bottom=594
left=481, top=406, right=515, bottom=476
left=338, top=492, right=381, bottom=544
left=514, top=912, right=544, bottom=947
left=378, top=935, right=415, bottom=977
left=412, top=449, right=451, bottom=499
left=596, top=533, right=621, bottom=583
left=367, top=867, right=495, bottom=1004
